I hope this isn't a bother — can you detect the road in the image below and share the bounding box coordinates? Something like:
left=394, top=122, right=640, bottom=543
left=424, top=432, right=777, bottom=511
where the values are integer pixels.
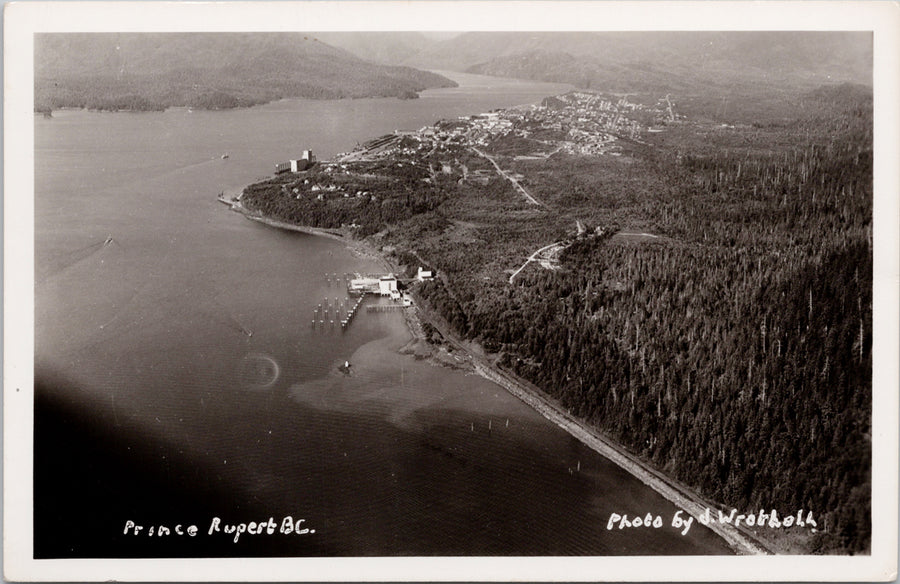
left=509, top=241, right=565, bottom=283
left=471, top=147, right=544, bottom=206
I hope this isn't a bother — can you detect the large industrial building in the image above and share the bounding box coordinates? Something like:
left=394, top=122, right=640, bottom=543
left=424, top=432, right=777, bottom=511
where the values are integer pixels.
left=274, top=150, right=316, bottom=174
left=348, top=274, right=398, bottom=296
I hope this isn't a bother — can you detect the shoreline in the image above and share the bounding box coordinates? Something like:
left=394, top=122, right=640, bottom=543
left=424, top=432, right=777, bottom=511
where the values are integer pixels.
left=224, top=193, right=775, bottom=556
left=225, top=197, right=390, bottom=268
left=407, top=290, right=775, bottom=556
left=470, top=361, right=772, bottom=555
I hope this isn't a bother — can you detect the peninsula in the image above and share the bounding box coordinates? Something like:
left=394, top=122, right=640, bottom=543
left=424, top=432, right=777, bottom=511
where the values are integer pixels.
left=232, top=82, right=872, bottom=555
left=34, top=33, right=456, bottom=113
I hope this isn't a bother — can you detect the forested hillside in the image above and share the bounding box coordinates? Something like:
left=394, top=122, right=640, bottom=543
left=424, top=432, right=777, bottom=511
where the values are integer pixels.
left=34, top=33, right=456, bottom=112
left=324, top=31, right=870, bottom=108
left=312, top=32, right=437, bottom=67
left=425, top=86, right=871, bottom=553
left=405, top=32, right=872, bottom=95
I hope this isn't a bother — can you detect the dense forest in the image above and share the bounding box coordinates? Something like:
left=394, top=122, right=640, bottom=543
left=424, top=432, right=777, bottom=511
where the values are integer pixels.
left=242, top=82, right=873, bottom=553
left=433, top=87, right=871, bottom=553
left=33, top=33, right=456, bottom=112
left=241, top=153, right=458, bottom=238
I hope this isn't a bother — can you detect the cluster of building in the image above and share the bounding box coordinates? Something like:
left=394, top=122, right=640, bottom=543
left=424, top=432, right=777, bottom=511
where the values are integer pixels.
left=401, top=90, right=669, bottom=161
left=562, top=128, right=618, bottom=156
left=530, top=92, right=656, bottom=151
left=269, top=90, right=677, bottom=207
left=463, top=111, right=520, bottom=146
left=347, top=267, right=434, bottom=301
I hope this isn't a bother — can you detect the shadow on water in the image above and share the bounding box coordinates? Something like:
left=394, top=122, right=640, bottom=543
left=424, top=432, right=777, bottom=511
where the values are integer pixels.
left=34, top=368, right=337, bottom=558
left=35, top=364, right=734, bottom=557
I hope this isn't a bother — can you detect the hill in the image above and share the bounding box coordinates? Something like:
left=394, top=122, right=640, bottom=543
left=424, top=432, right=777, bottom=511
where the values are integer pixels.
left=34, top=33, right=457, bottom=112
left=404, top=32, right=871, bottom=92
left=311, top=31, right=438, bottom=66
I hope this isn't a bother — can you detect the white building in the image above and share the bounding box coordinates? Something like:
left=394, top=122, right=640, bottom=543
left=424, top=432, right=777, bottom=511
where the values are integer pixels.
left=347, top=274, right=397, bottom=296
left=348, top=276, right=379, bottom=295
left=349, top=274, right=397, bottom=296
left=417, top=267, right=434, bottom=281
left=275, top=150, right=316, bottom=174
left=379, top=275, right=398, bottom=296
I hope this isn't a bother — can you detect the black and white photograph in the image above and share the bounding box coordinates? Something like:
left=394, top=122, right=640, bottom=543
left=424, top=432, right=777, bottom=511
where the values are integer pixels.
left=4, top=1, right=899, bottom=581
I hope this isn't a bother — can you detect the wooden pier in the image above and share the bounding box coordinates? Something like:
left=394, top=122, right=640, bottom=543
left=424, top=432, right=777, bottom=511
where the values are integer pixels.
left=313, top=266, right=411, bottom=332
left=366, top=304, right=406, bottom=312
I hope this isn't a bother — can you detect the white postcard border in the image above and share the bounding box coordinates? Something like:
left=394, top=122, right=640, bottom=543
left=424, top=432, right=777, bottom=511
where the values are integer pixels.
left=4, top=1, right=899, bottom=581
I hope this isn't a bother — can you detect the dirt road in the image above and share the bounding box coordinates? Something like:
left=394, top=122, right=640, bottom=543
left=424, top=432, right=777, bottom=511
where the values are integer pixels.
left=471, top=147, right=544, bottom=206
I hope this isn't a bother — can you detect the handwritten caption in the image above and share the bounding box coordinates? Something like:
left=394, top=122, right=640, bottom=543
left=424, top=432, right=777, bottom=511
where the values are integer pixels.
left=123, top=516, right=315, bottom=543
left=607, top=509, right=818, bottom=536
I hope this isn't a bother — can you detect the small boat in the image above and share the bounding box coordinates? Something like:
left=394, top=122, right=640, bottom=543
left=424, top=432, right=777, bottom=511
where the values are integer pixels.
left=221, top=153, right=229, bottom=159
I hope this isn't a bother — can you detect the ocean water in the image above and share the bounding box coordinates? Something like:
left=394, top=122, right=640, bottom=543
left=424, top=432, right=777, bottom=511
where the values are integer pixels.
left=33, top=72, right=733, bottom=557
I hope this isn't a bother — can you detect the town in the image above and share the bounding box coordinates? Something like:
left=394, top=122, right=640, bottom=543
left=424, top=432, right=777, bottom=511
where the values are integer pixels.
left=239, top=89, right=677, bottom=246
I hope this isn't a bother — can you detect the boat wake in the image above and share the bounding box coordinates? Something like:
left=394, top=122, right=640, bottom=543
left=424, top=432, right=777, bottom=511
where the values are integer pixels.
left=38, top=235, right=121, bottom=282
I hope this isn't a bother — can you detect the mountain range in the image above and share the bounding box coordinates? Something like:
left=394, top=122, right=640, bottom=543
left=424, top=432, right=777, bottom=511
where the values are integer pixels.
left=323, top=31, right=872, bottom=92
left=35, top=32, right=872, bottom=113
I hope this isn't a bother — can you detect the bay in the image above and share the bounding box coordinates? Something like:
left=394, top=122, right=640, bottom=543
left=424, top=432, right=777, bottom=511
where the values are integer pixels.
left=33, top=71, right=733, bottom=557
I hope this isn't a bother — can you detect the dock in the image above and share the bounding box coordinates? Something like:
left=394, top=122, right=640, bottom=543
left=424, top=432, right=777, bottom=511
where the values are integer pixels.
left=341, top=294, right=366, bottom=330
left=311, top=293, right=367, bottom=331
left=312, top=271, right=411, bottom=333
left=366, top=304, right=406, bottom=312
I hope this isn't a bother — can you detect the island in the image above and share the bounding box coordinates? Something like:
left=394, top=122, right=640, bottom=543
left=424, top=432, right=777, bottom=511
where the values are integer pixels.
left=228, top=83, right=872, bottom=555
